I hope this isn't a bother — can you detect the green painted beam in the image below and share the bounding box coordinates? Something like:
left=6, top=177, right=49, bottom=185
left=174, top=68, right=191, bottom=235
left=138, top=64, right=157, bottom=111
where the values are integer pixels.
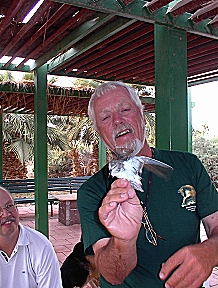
left=0, top=63, right=31, bottom=72
left=53, top=0, right=218, bottom=39
left=155, top=24, right=191, bottom=152
left=98, top=138, right=106, bottom=169
left=34, top=64, right=49, bottom=237
left=48, top=17, right=136, bottom=73
left=30, top=12, right=115, bottom=71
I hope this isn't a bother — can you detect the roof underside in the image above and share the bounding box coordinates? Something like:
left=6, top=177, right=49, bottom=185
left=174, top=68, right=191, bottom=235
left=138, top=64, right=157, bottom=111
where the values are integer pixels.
left=0, top=0, right=217, bottom=85
left=0, top=0, right=217, bottom=114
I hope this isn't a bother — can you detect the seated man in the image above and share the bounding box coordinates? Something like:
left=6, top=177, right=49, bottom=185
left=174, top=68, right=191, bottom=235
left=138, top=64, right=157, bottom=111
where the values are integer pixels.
left=0, top=186, right=63, bottom=288
left=78, top=81, right=218, bottom=288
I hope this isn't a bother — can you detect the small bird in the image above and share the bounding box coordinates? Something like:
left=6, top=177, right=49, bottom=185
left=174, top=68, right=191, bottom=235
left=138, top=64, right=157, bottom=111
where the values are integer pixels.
left=109, top=155, right=174, bottom=192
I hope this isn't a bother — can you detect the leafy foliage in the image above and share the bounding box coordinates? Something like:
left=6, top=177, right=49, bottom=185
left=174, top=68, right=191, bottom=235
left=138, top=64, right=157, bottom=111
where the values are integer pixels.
left=73, top=78, right=101, bottom=89
left=145, top=112, right=155, bottom=147
left=3, top=113, right=70, bottom=166
left=48, top=149, right=72, bottom=177
left=22, top=72, right=34, bottom=81
left=192, top=125, right=218, bottom=188
left=0, top=71, right=15, bottom=81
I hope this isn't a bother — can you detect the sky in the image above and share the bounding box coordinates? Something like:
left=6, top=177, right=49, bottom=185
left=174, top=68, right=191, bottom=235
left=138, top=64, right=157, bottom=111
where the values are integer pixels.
left=191, top=81, right=218, bottom=137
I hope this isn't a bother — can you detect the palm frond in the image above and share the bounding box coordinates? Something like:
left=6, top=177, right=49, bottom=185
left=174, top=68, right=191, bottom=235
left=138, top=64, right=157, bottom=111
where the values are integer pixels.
left=7, top=139, right=33, bottom=165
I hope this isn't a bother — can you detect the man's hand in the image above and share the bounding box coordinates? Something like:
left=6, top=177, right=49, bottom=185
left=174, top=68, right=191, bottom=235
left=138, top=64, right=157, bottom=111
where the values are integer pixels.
left=159, top=243, right=214, bottom=288
left=160, top=212, right=218, bottom=288
left=98, top=178, right=142, bottom=241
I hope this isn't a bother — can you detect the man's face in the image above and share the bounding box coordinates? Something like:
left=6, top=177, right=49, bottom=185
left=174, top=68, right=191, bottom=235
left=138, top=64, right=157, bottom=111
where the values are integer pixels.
left=93, top=87, right=145, bottom=155
left=0, top=189, right=19, bottom=238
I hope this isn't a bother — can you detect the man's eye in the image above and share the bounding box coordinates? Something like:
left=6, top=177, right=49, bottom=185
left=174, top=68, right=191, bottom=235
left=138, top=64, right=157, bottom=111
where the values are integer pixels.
left=102, top=115, right=111, bottom=121
left=6, top=204, right=14, bottom=209
left=121, top=108, right=131, bottom=114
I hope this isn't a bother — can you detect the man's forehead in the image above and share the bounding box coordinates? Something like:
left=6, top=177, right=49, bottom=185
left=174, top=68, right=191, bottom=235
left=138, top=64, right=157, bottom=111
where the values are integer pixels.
left=0, top=188, right=13, bottom=202
left=95, top=94, right=135, bottom=110
left=107, top=98, right=133, bottom=107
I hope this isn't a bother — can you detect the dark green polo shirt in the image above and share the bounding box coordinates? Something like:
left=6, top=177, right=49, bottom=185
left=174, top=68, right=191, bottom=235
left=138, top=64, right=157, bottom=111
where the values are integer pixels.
left=78, top=149, right=218, bottom=287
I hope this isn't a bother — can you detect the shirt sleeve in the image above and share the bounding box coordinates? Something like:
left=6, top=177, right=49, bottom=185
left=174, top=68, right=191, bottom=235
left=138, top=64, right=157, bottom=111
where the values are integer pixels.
left=28, top=233, right=63, bottom=288
left=77, top=165, right=112, bottom=254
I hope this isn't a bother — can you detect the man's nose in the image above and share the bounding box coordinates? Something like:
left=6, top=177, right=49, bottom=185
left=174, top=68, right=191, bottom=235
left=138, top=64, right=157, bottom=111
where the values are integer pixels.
left=112, top=112, right=124, bottom=125
left=1, top=208, right=12, bottom=217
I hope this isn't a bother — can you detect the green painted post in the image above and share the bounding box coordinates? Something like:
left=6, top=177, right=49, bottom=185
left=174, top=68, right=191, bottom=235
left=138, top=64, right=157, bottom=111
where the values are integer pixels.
left=98, top=137, right=106, bottom=169
left=155, top=24, right=191, bottom=152
left=34, top=64, right=49, bottom=237
left=0, top=112, right=2, bottom=179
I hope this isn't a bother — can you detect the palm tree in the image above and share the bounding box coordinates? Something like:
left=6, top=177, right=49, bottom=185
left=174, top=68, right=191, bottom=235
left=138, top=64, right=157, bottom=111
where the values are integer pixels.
left=0, top=71, right=15, bottom=81
left=3, top=113, right=69, bottom=165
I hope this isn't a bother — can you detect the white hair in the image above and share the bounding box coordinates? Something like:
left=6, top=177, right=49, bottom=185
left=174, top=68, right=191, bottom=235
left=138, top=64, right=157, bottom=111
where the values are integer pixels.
left=88, top=81, right=144, bottom=131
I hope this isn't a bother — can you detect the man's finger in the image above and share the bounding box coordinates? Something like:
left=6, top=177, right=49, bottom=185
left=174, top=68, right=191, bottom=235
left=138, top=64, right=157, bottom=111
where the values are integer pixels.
left=159, top=251, right=184, bottom=280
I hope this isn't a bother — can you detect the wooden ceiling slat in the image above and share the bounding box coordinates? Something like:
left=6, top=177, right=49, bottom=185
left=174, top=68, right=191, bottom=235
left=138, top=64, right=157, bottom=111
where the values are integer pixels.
left=96, top=39, right=152, bottom=78
left=123, top=69, right=155, bottom=81
left=188, top=41, right=218, bottom=56
left=89, top=45, right=154, bottom=77
left=188, top=60, right=218, bottom=76
left=188, top=47, right=218, bottom=68
left=62, top=21, right=143, bottom=72
left=191, top=1, right=218, bottom=23
left=187, top=37, right=212, bottom=49
left=209, top=14, right=218, bottom=28
left=145, top=0, right=172, bottom=13
left=17, top=8, right=96, bottom=69
left=0, top=1, right=52, bottom=59
left=189, top=53, right=218, bottom=67
left=188, top=66, right=218, bottom=78
left=4, top=4, right=70, bottom=68
left=76, top=31, right=154, bottom=76
left=71, top=23, right=152, bottom=75
left=119, top=64, right=154, bottom=81
left=106, top=55, right=154, bottom=79
left=0, top=0, right=26, bottom=38
left=169, top=0, right=210, bottom=17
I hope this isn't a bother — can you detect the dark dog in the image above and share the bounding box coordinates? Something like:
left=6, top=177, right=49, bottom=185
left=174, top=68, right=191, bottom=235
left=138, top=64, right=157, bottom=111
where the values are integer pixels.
left=61, top=242, right=90, bottom=288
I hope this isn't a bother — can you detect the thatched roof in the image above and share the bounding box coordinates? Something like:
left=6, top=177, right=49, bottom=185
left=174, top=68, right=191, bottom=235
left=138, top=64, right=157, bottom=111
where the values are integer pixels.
left=0, top=80, right=155, bottom=115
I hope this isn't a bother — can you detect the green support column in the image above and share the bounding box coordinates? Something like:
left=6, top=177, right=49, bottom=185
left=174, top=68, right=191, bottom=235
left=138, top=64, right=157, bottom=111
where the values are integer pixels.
left=34, top=64, right=48, bottom=237
left=98, top=137, right=106, bottom=169
left=155, top=24, right=191, bottom=152
left=0, top=111, right=2, bottom=179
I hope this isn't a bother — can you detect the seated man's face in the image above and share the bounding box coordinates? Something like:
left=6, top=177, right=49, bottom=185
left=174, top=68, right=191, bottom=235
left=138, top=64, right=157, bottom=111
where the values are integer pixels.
left=0, top=189, right=19, bottom=238
left=93, top=87, right=145, bottom=156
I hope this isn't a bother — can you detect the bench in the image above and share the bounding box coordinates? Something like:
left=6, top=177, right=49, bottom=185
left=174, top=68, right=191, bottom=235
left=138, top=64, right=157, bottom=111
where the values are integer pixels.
left=0, top=176, right=90, bottom=216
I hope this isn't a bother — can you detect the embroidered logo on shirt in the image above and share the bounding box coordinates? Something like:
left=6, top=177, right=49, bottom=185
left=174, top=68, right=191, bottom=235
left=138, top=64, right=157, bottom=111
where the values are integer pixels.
left=178, top=185, right=196, bottom=212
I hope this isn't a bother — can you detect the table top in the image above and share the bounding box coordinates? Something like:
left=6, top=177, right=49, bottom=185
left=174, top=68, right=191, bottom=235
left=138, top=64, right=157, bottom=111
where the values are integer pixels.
left=54, top=193, right=77, bottom=201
